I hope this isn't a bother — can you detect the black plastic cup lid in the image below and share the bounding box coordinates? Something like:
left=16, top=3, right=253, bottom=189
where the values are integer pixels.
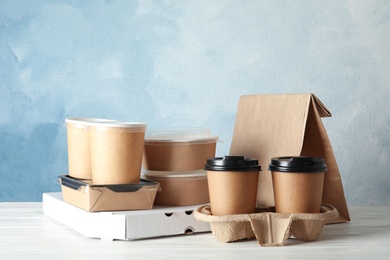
left=268, top=156, right=327, bottom=173
left=204, top=156, right=261, bottom=171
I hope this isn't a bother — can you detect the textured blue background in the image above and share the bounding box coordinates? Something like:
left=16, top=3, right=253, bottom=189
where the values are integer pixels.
left=1, top=0, right=389, bottom=204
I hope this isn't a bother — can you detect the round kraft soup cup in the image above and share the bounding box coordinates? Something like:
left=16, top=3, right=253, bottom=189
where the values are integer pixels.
left=65, top=118, right=115, bottom=179
left=204, top=156, right=261, bottom=216
left=143, top=170, right=209, bottom=206
left=143, top=128, right=218, bottom=171
left=88, top=121, right=146, bottom=184
left=268, top=156, right=327, bottom=214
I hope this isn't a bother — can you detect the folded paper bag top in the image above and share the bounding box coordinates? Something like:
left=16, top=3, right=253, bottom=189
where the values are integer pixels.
left=205, top=156, right=261, bottom=215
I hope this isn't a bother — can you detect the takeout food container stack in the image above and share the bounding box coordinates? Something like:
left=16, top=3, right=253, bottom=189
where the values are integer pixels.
left=142, top=128, right=218, bottom=206
left=56, top=93, right=348, bottom=245
left=63, top=118, right=159, bottom=211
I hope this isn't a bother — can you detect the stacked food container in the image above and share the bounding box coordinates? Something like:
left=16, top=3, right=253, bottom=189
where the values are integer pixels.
left=61, top=118, right=160, bottom=212
left=142, top=128, right=218, bottom=206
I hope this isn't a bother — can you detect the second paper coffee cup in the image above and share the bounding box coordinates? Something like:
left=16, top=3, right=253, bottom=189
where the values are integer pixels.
left=268, top=156, right=327, bottom=213
left=88, top=121, right=147, bottom=184
left=204, top=156, right=261, bottom=216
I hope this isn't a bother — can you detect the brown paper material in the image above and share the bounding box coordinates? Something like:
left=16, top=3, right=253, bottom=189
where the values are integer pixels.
left=89, top=126, right=145, bottom=184
left=206, top=170, right=259, bottom=215
left=230, top=94, right=350, bottom=223
left=60, top=175, right=159, bottom=212
left=144, top=172, right=209, bottom=206
left=66, top=118, right=116, bottom=180
left=249, top=214, right=292, bottom=246
left=66, top=121, right=92, bottom=179
left=143, top=141, right=217, bottom=171
left=195, top=205, right=254, bottom=242
left=194, top=204, right=339, bottom=247
left=272, top=171, right=325, bottom=213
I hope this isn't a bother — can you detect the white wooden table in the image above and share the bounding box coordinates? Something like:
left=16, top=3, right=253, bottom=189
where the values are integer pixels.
left=0, top=203, right=389, bottom=259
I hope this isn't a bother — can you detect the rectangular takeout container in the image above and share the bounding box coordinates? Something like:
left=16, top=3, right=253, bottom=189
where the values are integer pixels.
left=59, top=175, right=159, bottom=212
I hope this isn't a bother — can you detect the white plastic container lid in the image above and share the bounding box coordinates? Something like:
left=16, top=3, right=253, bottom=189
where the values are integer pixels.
left=87, top=121, right=147, bottom=131
left=145, top=128, right=218, bottom=143
left=143, top=170, right=207, bottom=178
left=65, top=118, right=115, bottom=126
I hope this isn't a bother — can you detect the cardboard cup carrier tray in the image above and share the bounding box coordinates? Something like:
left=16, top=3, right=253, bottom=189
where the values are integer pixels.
left=194, top=204, right=339, bottom=247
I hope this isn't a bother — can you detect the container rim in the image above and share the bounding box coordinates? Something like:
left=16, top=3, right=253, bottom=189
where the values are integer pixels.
left=65, top=118, right=116, bottom=125
left=143, top=170, right=207, bottom=178
left=145, top=136, right=218, bottom=144
left=145, top=127, right=217, bottom=141
left=87, top=121, right=147, bottom=129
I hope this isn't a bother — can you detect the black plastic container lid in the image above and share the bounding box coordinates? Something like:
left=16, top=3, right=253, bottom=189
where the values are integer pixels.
left=268, top=156, right=327, bottom=173
left=204, top=156, right=261, bottom=171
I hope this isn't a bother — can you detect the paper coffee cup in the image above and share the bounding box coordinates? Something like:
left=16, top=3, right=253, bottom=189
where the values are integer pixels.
left=268, top=156, right=327, bottom=213
left=66, top=118, right=114, bottom=179
left=205, top=156, right=261, bottom=216
left=143, top=128, right=218, bottom=171
left=88, top=121, right=147, bottom=184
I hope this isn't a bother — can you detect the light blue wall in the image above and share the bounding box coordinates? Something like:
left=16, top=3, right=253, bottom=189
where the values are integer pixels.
left=1, top=0, right=389, bottom=204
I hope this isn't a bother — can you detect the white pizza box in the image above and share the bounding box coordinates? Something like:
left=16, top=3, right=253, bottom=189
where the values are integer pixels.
left=42, top=192, right=211, bottom=241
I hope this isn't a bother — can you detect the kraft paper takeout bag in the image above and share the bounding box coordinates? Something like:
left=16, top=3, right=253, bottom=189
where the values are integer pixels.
left=229, top=93, right=350, bottom=223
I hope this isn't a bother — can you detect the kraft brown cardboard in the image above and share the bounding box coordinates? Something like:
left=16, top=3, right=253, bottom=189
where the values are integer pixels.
left=66, top=118, right=116, bottom=180
left=66, top=120, right=92, bottom=179
left=272, top=171, right=325, bottom=213
left=59, top=175, right=159, bottom=212
left=194, top=204, right=339, bottom=247
left=88, top=124, right=146, bottom=184
left=143, top=141, right=217, bottom=171
left=207, top=170, right=259, bottom=215
left=144, top=172, right=210, bottom=206
left=230, top=94, right=350, bottom=223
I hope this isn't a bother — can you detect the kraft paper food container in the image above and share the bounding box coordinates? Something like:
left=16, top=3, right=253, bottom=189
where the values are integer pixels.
left=65, top=118, right=115, bottom=180
left=268, top=156, right=327, bottom=214
left=143, top=128, right=218, bottom=171
left=59, top=175, right=159, bottom=212
left=204, top=156, right=261, bottom=216
left=143, top=170, right=209, bottom=206
left=194, top=203, right=339, bottom=246
left=88, top=121, right=146, bottom=184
